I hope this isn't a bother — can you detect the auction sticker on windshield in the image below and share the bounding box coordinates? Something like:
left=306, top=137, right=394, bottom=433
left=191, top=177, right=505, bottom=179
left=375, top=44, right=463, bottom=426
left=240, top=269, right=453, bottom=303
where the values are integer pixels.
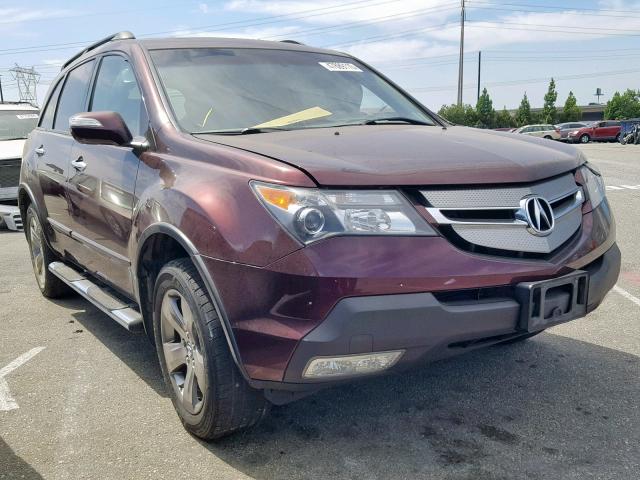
left=318, top=62, right=362, bottom=72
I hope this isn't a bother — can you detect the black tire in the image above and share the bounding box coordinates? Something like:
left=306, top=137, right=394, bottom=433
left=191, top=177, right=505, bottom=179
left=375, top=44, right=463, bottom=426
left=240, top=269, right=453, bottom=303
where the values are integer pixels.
left=498, top=330, right=545, bottom=345
left=543, top=135, right=552, bottom=140
left=153, top=258, right=269, bottom=440
left=579, top=134, right=590, bottom=144
left=25, top=205, right=69, bottom=298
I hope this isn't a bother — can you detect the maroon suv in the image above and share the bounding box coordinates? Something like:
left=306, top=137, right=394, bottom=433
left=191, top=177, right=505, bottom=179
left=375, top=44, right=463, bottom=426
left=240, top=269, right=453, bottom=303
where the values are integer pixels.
left=19, top=32, right=620, bottom=439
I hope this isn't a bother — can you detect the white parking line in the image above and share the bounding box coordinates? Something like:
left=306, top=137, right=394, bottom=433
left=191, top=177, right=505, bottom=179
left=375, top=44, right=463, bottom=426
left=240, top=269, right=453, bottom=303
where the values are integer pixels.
left=0, top=347, right=45, bottom=411
left=613, top=285, right=640, bottom=308
left=606, top=184, right=640, bottom=191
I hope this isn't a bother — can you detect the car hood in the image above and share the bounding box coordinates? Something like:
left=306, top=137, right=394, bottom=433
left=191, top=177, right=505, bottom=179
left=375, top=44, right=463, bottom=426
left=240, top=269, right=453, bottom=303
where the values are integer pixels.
left=0, top=139, right=25, bottom=160
left=196, top=125, right=584, bottom=186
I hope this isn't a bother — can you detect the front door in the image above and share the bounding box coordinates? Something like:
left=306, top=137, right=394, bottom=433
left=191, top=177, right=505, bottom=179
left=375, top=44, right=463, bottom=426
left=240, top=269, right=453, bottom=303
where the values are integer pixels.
left=65, top=54, right=149, bottom=293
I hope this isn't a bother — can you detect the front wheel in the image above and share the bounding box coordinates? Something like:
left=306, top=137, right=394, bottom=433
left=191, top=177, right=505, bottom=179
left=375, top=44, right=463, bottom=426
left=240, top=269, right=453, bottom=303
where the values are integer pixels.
left=580, top=134, right=590, bottom=144
left=153, top=258, right=269, bottom=440
left=25, top=205, right=69, bottom=298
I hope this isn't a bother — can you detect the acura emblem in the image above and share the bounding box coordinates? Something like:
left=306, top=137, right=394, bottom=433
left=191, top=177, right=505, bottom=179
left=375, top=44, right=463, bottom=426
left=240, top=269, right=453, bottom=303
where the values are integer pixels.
left=521, top=196, right=554, bottom=236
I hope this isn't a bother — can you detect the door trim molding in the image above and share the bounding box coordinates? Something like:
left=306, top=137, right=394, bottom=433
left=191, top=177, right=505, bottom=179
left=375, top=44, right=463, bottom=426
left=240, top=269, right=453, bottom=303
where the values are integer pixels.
left=47, top=216, right=131, bottom=265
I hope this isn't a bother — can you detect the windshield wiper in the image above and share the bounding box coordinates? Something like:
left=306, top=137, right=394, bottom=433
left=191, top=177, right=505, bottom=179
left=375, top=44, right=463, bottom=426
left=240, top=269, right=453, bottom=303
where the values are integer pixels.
left=363, top=117, right=431, bottom=126
left=194, top=127, right=290, bottom=135
left=240, top=127, right=291, bottom=135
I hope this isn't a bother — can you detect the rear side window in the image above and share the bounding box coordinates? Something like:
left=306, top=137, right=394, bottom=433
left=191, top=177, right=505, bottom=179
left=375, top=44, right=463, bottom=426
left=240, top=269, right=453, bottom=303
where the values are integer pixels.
left=39, top=79, right=63, bottom=130
left=90, top=55, right=148, bottom=137
left=53, top=59, right=95, bottom=132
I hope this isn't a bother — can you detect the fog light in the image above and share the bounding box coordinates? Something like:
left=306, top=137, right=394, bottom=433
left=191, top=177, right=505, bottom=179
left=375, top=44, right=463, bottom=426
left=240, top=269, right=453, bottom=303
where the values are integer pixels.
left=302, top=350, right=404, bottom=379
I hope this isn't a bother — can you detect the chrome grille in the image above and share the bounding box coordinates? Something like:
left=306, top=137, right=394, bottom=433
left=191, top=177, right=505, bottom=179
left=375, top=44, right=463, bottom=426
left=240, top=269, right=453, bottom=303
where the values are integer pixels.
left=421, top=174, right=584, bottom=254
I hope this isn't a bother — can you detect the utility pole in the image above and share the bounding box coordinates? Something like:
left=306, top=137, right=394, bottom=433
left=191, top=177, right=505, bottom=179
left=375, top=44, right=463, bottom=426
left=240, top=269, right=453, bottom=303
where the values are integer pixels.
left=477, top=51, right=481, bottom=102
left=9, top=64, right=40, bottom=105
left=457, top=0, right=466, bottom=106
left=0, top=75, right=4, bottom=103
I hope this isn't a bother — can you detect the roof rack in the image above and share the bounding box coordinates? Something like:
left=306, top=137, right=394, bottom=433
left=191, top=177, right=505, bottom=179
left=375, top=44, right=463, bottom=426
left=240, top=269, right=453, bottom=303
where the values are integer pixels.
left=62, top=31, right=135, bottom=70
left=280, top=40, right=304, bottom=45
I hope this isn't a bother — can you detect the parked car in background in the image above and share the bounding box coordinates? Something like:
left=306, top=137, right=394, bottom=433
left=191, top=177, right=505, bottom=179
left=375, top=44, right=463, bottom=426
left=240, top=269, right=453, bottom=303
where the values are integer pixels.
left=555, top=122, right=587, bottom=142
left=0, top=102, right=39, bottom=202
left=514, top=124, right=561, bottom=140
left=568, top=120, right=621, bottom=144
left=20, top=32, right=620, bottom=440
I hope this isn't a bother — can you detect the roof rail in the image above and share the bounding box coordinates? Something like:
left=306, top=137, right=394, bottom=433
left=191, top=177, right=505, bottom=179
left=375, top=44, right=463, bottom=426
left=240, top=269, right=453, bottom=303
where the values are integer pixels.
left=280, top=40, right=304, bottom=45
left=62, top=31, right=135, bottom=70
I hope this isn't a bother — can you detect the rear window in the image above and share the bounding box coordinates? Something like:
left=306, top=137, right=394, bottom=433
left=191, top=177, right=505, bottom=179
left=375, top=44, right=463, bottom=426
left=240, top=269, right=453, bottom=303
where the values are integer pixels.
left=0, top=110, right=39, bottom=141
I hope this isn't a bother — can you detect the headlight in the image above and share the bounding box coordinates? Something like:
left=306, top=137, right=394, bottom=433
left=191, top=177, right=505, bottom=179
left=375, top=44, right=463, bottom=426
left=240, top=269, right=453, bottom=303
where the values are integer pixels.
left=251, top=181, right=436, bottom=244
left=580, top=164, right=606, bottom=209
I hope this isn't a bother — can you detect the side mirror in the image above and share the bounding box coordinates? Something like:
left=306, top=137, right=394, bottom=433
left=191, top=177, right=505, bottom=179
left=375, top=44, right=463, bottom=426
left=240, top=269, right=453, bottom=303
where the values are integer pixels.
left=69, top=111, right=133, bottom=147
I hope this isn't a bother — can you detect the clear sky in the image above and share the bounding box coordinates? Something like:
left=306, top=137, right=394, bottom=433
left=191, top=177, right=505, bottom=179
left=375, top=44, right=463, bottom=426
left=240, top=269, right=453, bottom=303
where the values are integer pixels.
left=0, top=0, right=638, bottom=111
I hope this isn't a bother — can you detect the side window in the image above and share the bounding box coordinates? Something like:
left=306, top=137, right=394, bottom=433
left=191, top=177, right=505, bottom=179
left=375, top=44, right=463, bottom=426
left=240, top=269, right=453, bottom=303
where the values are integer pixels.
left=54, top=60, right=95, bottom=132
left=90, top=55, right=148, bottom=137
left=39, top=79, right=64, bottom=130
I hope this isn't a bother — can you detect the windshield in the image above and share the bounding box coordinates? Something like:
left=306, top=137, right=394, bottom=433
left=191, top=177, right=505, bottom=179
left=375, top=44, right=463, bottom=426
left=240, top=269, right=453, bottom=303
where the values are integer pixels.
left=0, top=110, right=39, bottom=141
left=150, top=48, right=435, bottom=133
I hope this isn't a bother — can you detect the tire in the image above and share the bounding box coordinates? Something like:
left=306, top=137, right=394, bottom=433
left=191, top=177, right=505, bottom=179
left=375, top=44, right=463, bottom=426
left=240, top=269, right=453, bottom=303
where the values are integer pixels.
left=153, top=258, right=269, bottom=440
left=543, top=135, right=552, bottom=140
left=498, top=330, right=545, bottom=345
left=579, top=134, right=590, bottom=144
left=25, top=205, right=69, bottom=298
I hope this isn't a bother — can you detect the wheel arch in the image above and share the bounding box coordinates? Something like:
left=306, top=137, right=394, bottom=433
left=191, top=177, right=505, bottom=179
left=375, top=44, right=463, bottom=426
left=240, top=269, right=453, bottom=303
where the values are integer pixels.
left=134, top=222, right=251, bottom=382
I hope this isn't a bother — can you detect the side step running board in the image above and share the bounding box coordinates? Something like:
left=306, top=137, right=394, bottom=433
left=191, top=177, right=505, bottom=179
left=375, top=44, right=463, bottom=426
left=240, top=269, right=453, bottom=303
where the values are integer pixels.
left=48, top=262, right=144, bottom=332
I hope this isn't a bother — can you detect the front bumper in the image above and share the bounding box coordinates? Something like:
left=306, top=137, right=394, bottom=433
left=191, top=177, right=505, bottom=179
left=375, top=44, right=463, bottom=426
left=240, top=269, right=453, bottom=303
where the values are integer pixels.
left=283, top=243, right=620, bottom=384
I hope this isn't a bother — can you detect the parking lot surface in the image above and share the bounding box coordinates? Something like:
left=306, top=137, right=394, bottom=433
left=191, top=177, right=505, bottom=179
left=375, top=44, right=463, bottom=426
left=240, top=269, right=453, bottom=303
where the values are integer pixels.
left=1, top=143, right=638, bottom=480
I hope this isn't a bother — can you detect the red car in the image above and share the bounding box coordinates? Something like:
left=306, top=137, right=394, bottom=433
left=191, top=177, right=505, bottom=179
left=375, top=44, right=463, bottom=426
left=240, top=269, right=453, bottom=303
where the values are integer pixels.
left=568, top=120, right=622, bottom=144
left=20, top=33, right=619, bottom=439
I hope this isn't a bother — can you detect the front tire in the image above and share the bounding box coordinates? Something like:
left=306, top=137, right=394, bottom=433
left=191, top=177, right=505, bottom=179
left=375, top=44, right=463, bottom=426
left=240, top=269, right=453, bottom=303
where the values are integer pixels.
left=153, top=258, right=269, bottom=440
left=580, top=134, right=590, bottom=144
left=25, top=205, right=69, bottom=298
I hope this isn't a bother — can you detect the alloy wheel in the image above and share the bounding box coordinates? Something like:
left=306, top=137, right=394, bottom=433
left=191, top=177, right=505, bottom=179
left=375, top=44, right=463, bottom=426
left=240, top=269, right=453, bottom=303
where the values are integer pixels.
left=29, top=216, right=46, bottom=289
left=160, top=289, right=207, bottom=415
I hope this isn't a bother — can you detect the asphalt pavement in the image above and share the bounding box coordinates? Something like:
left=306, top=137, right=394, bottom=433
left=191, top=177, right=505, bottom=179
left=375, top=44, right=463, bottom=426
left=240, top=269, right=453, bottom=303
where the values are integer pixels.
left=0, top=143, right=638, bottom=480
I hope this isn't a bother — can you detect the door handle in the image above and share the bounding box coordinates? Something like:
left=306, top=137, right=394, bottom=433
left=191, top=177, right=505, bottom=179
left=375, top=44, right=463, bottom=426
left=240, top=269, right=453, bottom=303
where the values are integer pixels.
left=35, top=146, right=45, bottom=156
left=71, top=156, right=87, bottom=172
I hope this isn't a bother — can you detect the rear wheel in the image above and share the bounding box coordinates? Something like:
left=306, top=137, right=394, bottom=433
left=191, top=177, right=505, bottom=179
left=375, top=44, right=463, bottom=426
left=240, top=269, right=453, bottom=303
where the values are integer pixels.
left=580, top=134, right=590, bottom=144
left=153, top=258, right=269, bottom=440
left=25, top=205, right=69, bottom=298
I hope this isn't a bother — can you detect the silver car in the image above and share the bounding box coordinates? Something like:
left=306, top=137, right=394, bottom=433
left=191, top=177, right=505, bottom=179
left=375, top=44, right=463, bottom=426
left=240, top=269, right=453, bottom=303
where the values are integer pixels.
left=514, top=124, right=561, bottom=140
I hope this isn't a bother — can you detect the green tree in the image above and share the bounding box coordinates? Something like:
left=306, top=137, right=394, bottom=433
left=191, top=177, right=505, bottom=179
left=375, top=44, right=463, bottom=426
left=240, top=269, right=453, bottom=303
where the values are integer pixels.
left=438, top=104, right=467, bottom=125
left=561, top=91, right=582, bottom=122
left=438, top=103, right=478, bottom=126
left=475, top=87, right=496, bottom=129
left=515, top=92, right=531, bottom=126
left=542, top=78, right=558, bottom=124
left=604, top=89, right=640, bottom=119
left=495, top=106, right=515, bottom=128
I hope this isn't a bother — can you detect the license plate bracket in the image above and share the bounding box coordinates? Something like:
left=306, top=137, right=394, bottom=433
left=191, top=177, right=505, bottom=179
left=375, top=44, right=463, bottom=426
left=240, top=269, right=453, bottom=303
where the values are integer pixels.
left=515, top=271, right=589, bottom=332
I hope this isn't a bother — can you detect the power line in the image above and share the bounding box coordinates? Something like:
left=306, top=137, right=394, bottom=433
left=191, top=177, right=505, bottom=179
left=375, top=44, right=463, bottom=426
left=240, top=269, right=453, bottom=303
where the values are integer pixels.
left=0, top=0, right=408, bottom=55
left=409, top=67, right=640, bottom=93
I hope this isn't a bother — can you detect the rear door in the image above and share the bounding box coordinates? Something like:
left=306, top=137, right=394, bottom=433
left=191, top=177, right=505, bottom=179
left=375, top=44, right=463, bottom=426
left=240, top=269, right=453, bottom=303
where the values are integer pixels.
left=26, top=59, right=96, bottom=253
left=65, top=54, right=149, bottom=293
